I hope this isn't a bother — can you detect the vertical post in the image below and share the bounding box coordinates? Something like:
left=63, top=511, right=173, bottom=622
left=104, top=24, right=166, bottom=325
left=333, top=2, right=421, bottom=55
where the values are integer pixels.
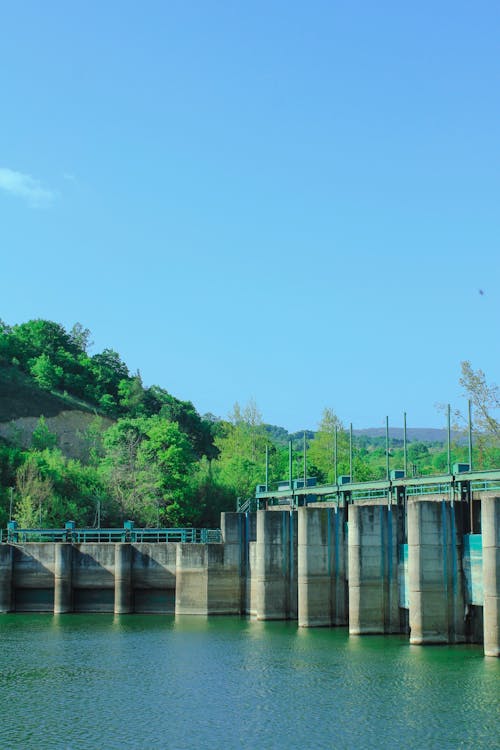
left=349, top=423, right=353, bottom=482
left=288, top=440, right=293, bottom=507
left=9, top=487, right=13, bottom=522
left=447, top=404, right=451, bottom=475
left=265, top=445, right=269, bottom=492
left=385, top=416, right=390, bottom=480
left=403, top=412, right=407, bottom=477
left=334, top=427, right=338, bottom=485
left=303, top=432, right=307, bottom=504
left=468, top=400, right=473, bottom=471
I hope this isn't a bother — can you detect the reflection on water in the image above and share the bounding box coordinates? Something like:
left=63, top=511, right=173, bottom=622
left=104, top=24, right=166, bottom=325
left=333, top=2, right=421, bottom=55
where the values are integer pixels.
left=0, top=615, right=498, bottom=749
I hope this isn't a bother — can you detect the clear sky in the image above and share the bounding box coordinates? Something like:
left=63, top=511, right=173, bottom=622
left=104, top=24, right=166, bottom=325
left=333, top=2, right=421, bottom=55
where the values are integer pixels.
left=1, top=1, right=498, bottom=433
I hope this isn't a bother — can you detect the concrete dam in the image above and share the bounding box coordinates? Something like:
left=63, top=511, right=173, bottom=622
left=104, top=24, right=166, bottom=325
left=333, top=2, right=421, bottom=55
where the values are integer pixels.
left=0, top=492, right=498, bottom=658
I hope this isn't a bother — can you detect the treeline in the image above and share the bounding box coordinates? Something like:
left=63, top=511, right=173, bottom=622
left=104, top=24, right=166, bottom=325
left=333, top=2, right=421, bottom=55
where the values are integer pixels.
left=0, top=319, right=498, bottom=530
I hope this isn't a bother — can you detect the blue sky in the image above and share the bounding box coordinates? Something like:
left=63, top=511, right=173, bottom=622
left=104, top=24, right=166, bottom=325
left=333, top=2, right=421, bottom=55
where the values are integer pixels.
left=1, top=1, right=498, bottom=432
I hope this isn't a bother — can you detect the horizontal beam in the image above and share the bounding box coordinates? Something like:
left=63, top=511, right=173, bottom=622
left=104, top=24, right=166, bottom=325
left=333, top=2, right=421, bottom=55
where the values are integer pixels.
left=255, top=469, right=500, bottom=501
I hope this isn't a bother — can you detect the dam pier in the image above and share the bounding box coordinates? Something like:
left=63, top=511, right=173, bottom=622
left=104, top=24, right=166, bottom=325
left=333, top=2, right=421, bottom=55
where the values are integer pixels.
left=0, top=475, right=499, bottom=658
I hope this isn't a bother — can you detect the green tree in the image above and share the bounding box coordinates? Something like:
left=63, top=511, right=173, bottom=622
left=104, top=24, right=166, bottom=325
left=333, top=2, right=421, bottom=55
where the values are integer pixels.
left=308, top=408, right=345, bottom=484
left=213, top=400, right=274, bottom=501
left=69, top=322, right=93, bottom=353
left=118, top=373, right=146, bottom=416
left=29, top=353, right=63, bottom=390
left=31, top=417, right=58, bottom=451
left=15, top=457, right=53, bottom=527
left=460, top=361, right=499, bottom=439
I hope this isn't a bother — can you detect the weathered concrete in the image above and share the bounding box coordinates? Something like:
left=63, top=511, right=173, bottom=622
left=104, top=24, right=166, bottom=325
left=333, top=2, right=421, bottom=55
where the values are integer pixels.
left=220, top=513, right=245, bottom=612
left=247, top=541, right=258, bottom=617
left=175, top=543, right=241, bottom=615
left=348, top=504, right=400, bottom=634
left=298, top=506, right=347, bottom=627
left=244, top=513, right=257, bottom=615
left=72, top=543, right=115, bottom=612
left=408, top=499, right=465, bottom=644
left=54, top=543, right=73, bottom=614
left=0, top=545, right=13, bottom=612
left=254, top=510, right=296, bottom=620
left=12, top=543, right=55, bottom=612
left=131, top=543, right=176, bottom=613
left=482, top=496, right=500, bottom=657
left=114, top=543, right=132, bottom=614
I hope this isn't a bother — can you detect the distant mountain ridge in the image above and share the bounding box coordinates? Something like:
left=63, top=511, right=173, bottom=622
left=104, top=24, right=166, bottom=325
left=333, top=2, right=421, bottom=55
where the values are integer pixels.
left=354, top=427, right=462, bottom=442
left=264, top=423, right=463, bottom=445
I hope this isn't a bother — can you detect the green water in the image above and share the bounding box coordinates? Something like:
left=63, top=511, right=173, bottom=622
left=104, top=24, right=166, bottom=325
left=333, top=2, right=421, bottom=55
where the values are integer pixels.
left=0, top=616, right=498, bottom=750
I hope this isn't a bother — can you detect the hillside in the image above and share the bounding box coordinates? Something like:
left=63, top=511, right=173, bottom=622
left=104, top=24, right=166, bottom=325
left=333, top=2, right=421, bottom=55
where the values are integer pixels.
left=0, top=365, right=94, bottom=422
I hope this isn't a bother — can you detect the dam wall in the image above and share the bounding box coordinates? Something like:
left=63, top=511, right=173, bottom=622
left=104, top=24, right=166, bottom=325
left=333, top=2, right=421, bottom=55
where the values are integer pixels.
left=0, top=496, right=499, bottom=657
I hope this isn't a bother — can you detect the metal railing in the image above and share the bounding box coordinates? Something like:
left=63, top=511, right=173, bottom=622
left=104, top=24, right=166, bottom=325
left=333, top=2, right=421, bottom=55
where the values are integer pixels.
left=2, top=526, right=222, bottom=544
left=254, top=468, right=500, bottom=506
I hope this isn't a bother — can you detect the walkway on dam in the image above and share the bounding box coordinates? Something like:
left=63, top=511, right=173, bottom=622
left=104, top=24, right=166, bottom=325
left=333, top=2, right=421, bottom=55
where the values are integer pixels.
left=250, top=467, right=500, bottom=511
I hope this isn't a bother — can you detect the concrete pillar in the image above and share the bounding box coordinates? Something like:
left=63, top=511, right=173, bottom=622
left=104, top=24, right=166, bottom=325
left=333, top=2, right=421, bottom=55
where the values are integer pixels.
left=289, top=511, right=298, bottom=620
left=348, top=504, right=400, bottom=635
left=114, top=543, right=132, bottom=614
left=54, top=543, right=73, bottom=614
left=247, top=541, right=258, bottom=617
left=254, top=510, right=295, bottom=620
left=408, top=499, right=465, bottom=645
left=482, top=496, right=500, bottom=657
left=298, top=506, right=347, bottom=627
left=175, top=542, right=242, bottom=616
left=221, top=512, right=244, bottom=613
left=0, top=545, right=13, bottom=613
left=243, top=512, right=257, bottom=615
left=174, top=545, right=207, bottom=615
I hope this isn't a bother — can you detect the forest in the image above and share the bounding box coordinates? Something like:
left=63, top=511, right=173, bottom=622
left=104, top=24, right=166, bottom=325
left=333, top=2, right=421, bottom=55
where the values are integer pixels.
left=0, top=319, right=498, bottom=530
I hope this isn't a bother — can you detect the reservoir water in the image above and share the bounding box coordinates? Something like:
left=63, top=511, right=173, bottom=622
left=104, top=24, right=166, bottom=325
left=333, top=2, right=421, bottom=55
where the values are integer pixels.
left=0, top=615, right=498, bottom=750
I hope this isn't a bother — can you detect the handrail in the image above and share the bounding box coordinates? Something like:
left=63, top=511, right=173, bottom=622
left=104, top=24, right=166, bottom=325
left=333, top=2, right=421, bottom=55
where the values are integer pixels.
left=255, top=468, right=500, bottom=503
left=2, top=527, right=222, bottom=544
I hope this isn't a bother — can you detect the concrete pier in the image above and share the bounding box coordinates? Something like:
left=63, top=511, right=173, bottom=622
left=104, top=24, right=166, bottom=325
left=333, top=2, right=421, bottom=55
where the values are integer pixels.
left=408, top=499, right=465, bottom=644
left=114, top=543, right=132, bottom=614
left=254, top=510, right=296, bottom=620
left=298, top=506, right=347, bottom=627
left=482, top=496, right=500, bottom=657
left=0, top=545, right=12, bottom=612
left=175, top=542, right=241, bottom=615
left=348, top=504, right=400, bottom=634
left=54, top=543, right=73, bottom=614
left=247, top=541, right=258, bottom=617
left=243, top=513, right=257, bottom=615
left=0, top=493, right=498, bottom=656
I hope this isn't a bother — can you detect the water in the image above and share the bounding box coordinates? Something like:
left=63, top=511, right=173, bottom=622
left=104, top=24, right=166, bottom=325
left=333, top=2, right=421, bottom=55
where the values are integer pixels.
left=0, top=615, right=498, bottom=750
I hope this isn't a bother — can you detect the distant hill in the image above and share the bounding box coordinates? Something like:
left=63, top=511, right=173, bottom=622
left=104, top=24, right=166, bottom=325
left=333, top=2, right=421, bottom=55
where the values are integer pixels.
left=264, top=421, right=458, bottom=445
left=354, top=427, right=463, bottom=443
